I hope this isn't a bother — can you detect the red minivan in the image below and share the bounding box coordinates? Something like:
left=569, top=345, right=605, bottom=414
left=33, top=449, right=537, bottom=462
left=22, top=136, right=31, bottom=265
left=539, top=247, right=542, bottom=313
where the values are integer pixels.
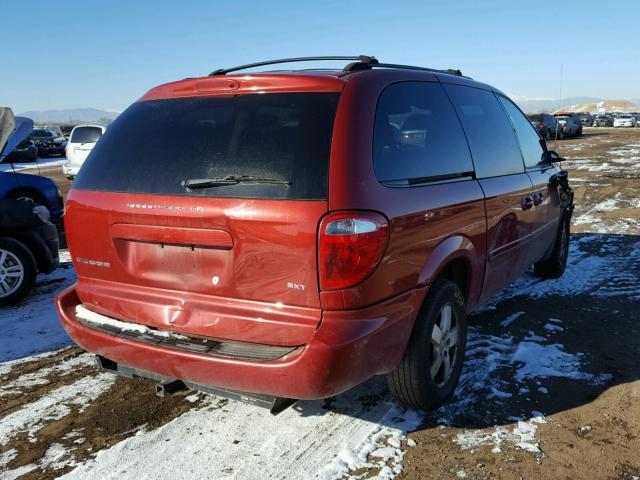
left=56, top=57, right=573, bottom=413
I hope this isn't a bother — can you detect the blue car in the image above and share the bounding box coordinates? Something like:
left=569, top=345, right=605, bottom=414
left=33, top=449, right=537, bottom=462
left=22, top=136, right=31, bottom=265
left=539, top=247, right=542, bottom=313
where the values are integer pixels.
left=1, top=116, right=64, bottom=219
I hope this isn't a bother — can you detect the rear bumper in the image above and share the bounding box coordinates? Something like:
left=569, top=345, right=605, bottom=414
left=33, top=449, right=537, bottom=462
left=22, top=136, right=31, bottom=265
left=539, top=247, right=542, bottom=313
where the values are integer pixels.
left=56, top=285, right=426, bottom=400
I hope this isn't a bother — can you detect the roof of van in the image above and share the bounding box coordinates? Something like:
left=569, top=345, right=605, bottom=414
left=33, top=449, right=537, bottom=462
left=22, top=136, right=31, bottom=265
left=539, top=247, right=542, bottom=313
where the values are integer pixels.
left=140, top=64, right=500, bottom=102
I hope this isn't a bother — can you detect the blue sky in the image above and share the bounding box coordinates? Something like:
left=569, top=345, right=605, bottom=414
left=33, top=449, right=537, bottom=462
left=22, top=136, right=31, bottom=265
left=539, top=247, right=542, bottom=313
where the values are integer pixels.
left=1, top=0, right=638, bottom=113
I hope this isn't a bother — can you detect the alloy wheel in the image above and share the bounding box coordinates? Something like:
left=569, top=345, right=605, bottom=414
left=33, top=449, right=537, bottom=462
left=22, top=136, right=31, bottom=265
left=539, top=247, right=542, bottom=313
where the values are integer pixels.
left=0, top=249, right=25, bottom=298
left=429, top=303, right=459, bottom=387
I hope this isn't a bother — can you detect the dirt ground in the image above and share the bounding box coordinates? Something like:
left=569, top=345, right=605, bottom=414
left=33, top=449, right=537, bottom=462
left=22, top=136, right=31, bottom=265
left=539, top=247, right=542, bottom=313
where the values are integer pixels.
left=1, top=128, right=639, bottom=479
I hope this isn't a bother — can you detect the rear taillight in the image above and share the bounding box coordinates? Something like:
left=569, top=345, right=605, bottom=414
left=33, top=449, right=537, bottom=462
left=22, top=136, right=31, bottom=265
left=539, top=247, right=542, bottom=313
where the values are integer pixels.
left=319, top=211, right=389, bottom=290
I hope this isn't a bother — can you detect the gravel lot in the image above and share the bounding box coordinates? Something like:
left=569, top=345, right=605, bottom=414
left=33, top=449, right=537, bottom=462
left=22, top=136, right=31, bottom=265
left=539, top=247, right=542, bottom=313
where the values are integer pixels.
left=1, top=128, right=638, bottom=480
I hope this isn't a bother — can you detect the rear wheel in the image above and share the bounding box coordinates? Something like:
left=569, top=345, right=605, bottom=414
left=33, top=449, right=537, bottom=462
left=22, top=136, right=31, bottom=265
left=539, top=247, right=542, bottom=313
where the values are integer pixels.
left=534, top=214, right=570, bottom=279
left=387, top=280, right=467, bottom=410
left=0, top=238, right=37, bottom=306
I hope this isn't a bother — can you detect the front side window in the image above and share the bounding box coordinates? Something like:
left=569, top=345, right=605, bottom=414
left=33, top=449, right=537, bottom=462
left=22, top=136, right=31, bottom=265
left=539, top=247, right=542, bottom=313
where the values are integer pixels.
left=498, top=95, right=547, bottom=169
left=373, top=82, right=474, bottom=184
left=444, top=84, right=525, bottom=178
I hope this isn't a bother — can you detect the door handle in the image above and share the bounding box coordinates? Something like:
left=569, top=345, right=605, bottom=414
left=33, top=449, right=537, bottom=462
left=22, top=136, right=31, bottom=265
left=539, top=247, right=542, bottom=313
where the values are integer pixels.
left=521, top=196, right=534, bottom=210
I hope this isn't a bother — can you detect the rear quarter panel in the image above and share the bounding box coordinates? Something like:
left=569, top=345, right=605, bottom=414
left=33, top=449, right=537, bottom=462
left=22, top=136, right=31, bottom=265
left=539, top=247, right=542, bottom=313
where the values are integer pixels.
left=326, top=70, right=487, bottom=311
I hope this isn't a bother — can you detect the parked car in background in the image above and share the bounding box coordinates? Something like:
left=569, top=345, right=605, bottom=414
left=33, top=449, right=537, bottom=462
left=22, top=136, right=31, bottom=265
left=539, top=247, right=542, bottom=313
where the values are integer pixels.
left=63, top=125, right=106, bottom=179
left=613, top=114, right=637, bottom=128
left=30, top=129, right=67, bottom=157
left=57, top=56, right=574, bottom=413
left=0, top=167, right=65, bottom=219
left=2, top=138, right=38, bottom=162
left=0, top=198, right=60, bottom=305
left=60, top=124, right=76, bottom=139
left=0, top=108, right=60, bottom=306
left=526, top=113, right=559, bottom=139
left=554, top=113, right=582, bottom=137
left=594, top=115, right=614, bottom=127
left=577, top=112, right=594, bottom=127
left=44, top=125, right=64, bottom=137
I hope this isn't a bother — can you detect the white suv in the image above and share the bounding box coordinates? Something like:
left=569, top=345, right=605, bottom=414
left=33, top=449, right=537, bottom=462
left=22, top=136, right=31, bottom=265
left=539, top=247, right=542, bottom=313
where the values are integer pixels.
left=613, top=115, right=637, bottom=128
left=63, top=125, right=106, bottom=179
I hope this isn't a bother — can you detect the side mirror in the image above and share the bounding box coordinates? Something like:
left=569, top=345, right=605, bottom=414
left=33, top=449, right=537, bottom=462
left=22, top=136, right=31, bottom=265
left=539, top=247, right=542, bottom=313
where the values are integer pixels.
left=547, top=150, right=565, bottom=163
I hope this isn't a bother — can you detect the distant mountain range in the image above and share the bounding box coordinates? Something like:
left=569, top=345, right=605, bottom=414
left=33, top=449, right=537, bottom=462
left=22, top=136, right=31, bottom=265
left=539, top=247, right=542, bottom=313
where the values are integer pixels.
left=515, top=96, right=640, bottom=113
left=16, top=97, right=640, bottom=122
left=17, top=108, right=120, bottom=123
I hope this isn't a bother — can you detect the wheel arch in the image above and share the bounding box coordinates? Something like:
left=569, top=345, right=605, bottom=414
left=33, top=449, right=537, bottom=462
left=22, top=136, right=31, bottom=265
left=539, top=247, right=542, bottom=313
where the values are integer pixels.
left=418, top=235, right=484, bottom=311
left=4, top=186, right=47, bottom=205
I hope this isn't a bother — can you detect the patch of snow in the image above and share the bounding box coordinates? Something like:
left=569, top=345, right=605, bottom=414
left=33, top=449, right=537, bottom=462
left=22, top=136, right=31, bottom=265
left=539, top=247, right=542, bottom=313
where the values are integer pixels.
left=543, top=323, right=564, bottom=332
left=57, top=379, right=417, bottom=480
left=510, top=341, right=607, bottom=383
left=454, top=413, right=546, bottom=455
left=500, top=311, right=525, bottom=327
left=75, top=305, right=189, bottom=340
left=0, top=353, right=95, bottom=397
left=0, top=373, right=115, bottom=446
left=0, top=250, right=75, bottom=362
left=0, top=448, right=18, bottom=468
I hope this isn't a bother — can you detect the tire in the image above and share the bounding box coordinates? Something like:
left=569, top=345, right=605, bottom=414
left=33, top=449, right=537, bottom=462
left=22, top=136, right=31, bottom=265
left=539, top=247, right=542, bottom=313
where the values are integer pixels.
left=387, top=279, right=467, bottom=410
left=0, top=237, right=37, bottom=307
left=534, top=214, right=570, bottom=279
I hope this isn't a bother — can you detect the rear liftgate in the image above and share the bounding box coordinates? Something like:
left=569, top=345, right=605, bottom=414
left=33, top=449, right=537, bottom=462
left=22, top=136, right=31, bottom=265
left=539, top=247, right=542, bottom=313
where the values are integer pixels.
left=95, top=355, right=298, bottom=415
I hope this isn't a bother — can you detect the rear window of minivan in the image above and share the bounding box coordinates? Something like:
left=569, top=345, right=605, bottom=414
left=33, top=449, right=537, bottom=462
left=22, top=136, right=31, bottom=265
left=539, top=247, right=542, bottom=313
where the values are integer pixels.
left=70, top=126, right=103, bottom=144
left=73, top=93, right=340, bottom=200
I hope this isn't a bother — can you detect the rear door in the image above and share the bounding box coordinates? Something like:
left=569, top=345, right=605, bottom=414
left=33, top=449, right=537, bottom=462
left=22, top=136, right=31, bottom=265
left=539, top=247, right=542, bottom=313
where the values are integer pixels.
left=444, top=84, right=533, bottom=303
left=67, top=90, right=341, bottom=345
left=497, top=95, right=561, bottom=264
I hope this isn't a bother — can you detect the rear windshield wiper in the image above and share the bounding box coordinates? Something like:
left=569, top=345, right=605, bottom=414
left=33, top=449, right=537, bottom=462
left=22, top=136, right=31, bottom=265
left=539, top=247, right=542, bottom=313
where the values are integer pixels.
left=182, top=175, right=291, bottom=190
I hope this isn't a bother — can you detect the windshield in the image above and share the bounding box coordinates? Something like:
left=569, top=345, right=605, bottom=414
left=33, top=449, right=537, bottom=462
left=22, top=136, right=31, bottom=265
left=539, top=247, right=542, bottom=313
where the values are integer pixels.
left=73, top=92, right=340, bottom=199
left=32, top=130, right=53, bottom=138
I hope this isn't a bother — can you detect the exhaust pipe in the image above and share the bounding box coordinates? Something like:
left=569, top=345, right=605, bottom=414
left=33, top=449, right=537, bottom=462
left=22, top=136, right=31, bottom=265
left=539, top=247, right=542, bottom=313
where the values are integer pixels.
left=95, top=355, right=298, bottom=415
left=155, top=380, right=189, bottom=397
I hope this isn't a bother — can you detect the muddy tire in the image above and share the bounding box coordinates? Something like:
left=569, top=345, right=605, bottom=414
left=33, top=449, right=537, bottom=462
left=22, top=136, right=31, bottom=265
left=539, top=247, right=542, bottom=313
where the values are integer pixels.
left=0, top=237, right=37, bottom=306
left=387, top=280, right=467, bottom=410
left=534, top=214, right=570, bottom=279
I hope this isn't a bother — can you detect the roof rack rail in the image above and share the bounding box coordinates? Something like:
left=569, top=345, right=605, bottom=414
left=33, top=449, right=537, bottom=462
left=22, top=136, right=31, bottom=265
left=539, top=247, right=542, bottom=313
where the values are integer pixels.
left=208, top=56, right=466, bottom=78
left=344, top=61, right=465, bottom=77
left=209, top=55, right=378, bottom=76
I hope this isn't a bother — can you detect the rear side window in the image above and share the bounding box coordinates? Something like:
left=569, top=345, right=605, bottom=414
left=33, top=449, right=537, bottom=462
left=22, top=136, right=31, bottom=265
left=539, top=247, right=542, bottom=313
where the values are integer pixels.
left=498, top=96, right=547, bottom=169
left=70, top=127, right=103, bottom=144
left=444, top=85, right=524, bottom=178
left=73, top=93, right=340, bottom=200
left=373, top=82, right=474, bottom=184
